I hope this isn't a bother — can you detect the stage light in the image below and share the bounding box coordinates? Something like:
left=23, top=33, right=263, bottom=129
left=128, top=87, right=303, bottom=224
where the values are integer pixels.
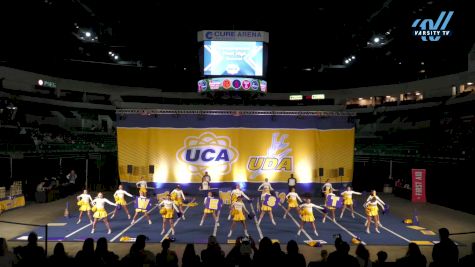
left=174, top=164, right=191, bottom=184
left=351, top=56, right=355, bottom=59
left=467, top=82, right=473, bottom=85
left=114, top=55, right=119, bottom=60
left=108, top=51, right=113, bottom=55
left=85, top=31, right=91, bottom=37
left=358, top=97, right=363, bottom=100
left=344, top=59, right=349, bottom=64
left=374, top=37, right=380, bottom=43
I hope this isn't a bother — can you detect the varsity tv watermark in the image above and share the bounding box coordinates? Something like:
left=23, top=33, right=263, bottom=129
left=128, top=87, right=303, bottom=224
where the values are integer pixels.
left=412, top=11, right=454, bottom=41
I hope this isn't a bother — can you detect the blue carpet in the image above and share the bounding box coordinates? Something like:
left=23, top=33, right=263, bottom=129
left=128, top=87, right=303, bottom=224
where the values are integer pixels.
left=11, top=197, right=439, bottom=246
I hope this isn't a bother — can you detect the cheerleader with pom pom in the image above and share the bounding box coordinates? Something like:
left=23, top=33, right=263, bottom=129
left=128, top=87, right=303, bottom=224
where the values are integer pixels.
left=257, top=186, right=277, bottom=225
left=364, top=190, right=386, bottom=234
left=76, top=189, right=93, bottom=224
left=91, top=192, right=117, bottom=234
left=297, top=198, right=325, bottom=238
left=158, top=194, right=180, bottom=235
left=171, top=185, right=186, bottom=220
left=228, top=184, right=250, bottom=220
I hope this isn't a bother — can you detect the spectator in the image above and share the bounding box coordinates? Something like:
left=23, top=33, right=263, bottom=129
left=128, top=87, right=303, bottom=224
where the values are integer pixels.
left=36, top=181, right=46, bottom=192
left=182, top=243, right=201, bottom=267
left=120, top=243, right=143, bottom=267
left=396, top=243, right=426, bottom=267
left=95, top=237, right=119, bottom=267
left=253, top=237, right=273, bottom=267
left=226, top=236, right=242, bottom=267
left=201, top=236, right=225, bottom=267
left=0, top=238, right=18, bottom=267
left=48, top=243, right=72, bottom=267
left=288, top=173, right=297, bottom=191
left=75, top=238, right=97, bottom=266
left=271, top=242, right=286, bottom=267
left=355, top=244, right=371, bottom=267
left=16, top=232, right=45, bottom=267
left=156, top=239, right=178, bottom=267
left=373, top=251, right=388, bottom=267
left=327, top=241, right=359, bottom=267
left=459, top=242, right=475, bottom=267
left=431, top=228, right=459, bottom=267
left=135, top=235, right=155, bottom=266
left=285, top=240, right=306, bottom=267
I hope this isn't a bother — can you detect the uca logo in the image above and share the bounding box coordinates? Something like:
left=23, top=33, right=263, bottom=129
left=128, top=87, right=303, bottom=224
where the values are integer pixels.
left=177, top=132, right=238, bottom=177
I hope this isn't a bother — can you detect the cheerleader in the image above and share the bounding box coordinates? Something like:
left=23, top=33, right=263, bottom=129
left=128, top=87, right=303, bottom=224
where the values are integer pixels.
left=339, top=186, right=362, bottom=219
left=76, top=190, right=93, bottom=224
left=171, top=185, right=186, bottom=220
left=228, top=184, right=250, bottom=220
left=283, top=187, right=302, bottom=219
left=91, top=192, right=117, bottom=234
left=322, top=188, right=337, bottom=223
left=257, top=186, right=276, bottom=225
left=257, top=178, right=274, bottom=192
left=364, top=190, right=385, bottom=234
left=227, top=196, right=250, bottom=238
left=136, top=178, right=148, bottom=196
left=321, top=179, right=333, bottom=197
left=158, top=194, right=180, bottom=235
left=131, top=191, right=152, bottom=225
left=297, top=198, right=324, bottom=237
left=111, top=184, right=133, bottom=219
left=200, top=191, right=219, bottom=226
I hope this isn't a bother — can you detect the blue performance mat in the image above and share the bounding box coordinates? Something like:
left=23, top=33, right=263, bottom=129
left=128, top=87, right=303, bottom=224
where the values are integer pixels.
left=11, top=197, right=439, bottom=246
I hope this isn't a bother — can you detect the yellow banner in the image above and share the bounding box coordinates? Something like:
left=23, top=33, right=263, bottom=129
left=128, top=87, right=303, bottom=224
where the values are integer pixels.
left=118, top=128, right=354, bottom=184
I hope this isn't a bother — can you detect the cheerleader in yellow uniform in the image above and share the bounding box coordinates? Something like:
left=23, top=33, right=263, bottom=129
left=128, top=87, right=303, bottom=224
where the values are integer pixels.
left=257, top=178, right=274, bottom=192
left=76, top=190, right=93, bottom=224
left=298, top=198, right=325, bottom=238
left=283, top=187, right=302, bottom=219
left=257, top=186, right=277, bottom=225
left=91, top=192, right=117, bottom=234
left=228, top=184, right=250, bottom=220
left=171, top=185, right=186, bottom=220
left=158, top=194, right=180, bottom=235
left=227, top=196, right=250, bottom=238
left=111, top=184, right=133, bottom=219
left=136, top=178, right=148, bottom=196
left=322, top=188, right=337, bottom=223
left=200, top=191, right=220, bottom=226
left=131, top=191, right=152, bottom=225
left=339, top=186, right=362, bottom=219
left=364, top=190, right=385, bottom=234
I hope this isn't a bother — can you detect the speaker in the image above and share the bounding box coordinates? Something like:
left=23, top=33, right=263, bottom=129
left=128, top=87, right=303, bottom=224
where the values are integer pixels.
left=149, top=165, right=155, bottom=174
left=318, top=168, right=324, bottom=177
left=127, top=165, right=133, bottom=174
left=338, top=167, right=344, bottom=176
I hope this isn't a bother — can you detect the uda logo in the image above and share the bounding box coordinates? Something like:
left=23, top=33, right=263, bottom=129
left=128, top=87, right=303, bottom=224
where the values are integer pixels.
left=177, top=132, right=238, bottom=177
left=247, top=133, right=293, bottom=180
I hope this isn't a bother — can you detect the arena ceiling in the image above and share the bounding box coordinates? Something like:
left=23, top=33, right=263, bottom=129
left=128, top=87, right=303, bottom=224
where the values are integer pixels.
left=0, top=0, right=472, bottom=92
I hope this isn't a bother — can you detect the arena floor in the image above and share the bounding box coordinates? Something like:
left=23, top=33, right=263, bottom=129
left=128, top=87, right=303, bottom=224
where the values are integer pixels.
left=1, top=193, right=474, bottom=263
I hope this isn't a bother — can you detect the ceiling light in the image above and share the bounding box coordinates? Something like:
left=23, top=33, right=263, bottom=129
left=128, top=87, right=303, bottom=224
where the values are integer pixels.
left=374, top=37, right=380, bottom=43
left=467, top=82, right=473, bottom=85
left=351, top=56, right=355, bottom=59
left=85, top=32, right=91, bottom=37
left=114, top=55, right=119, bottom=60
left=358, top=98, right=363, bottom=100
left=344, top=60, right=349, bottom=64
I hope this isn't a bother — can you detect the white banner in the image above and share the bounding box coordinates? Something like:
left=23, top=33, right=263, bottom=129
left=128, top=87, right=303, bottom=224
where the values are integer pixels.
left=198, top=30, right=269, bottom=43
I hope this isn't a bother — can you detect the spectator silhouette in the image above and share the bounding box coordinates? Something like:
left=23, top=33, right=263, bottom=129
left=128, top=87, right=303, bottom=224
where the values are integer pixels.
left=253, top=237, right=273, bottom=267
left=431, top=228, right=459, bottom=267
left=75, top=238, right=97, bottom=266
left=396, top=243, right=426, bottom=267
left=17, top=232, right=45, bottom=267
left=156, top=239, right=178, bottom=267
left=120, top=243, right=144, bottom=267
left=226, top=236, right=242, bottom=267
left=135, top=235, right=155, bottom=266
left=182, top=243, right=201, bottom=267
left=285, top=240, right=306, bottom=267
left=48, top=242, right=72, bottom=267
left=271, top=242, right=286, bottom=267
left=459, top=242, right=475, bottom=267
left=200, top=236, right=225, bottom=267
left=355, top=244, right=371, bottom=267
left=0, top=238, right=18, bottom=267
left=327, top=241, right=359, bottom=267
left=95, top=237, right=119, bottom=267
left=308, top=249, right=328, bottom=267
left=373, top=251, right=390, bottom=267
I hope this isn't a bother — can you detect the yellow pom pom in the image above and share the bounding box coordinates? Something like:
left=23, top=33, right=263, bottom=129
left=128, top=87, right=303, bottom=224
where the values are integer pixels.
left=92, top=206, right=97, bottom=212
left=77, top=201, right=83, bottom=206
left=160, top=207, right=167, bottom=215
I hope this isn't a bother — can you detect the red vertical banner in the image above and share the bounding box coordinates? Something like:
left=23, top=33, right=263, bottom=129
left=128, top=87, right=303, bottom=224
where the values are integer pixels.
left=411, top=169, right=426, bottom=203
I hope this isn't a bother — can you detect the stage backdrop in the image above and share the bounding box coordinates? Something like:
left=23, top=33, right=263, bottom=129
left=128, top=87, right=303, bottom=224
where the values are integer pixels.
left=117, top=111, right=355, bottom=188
